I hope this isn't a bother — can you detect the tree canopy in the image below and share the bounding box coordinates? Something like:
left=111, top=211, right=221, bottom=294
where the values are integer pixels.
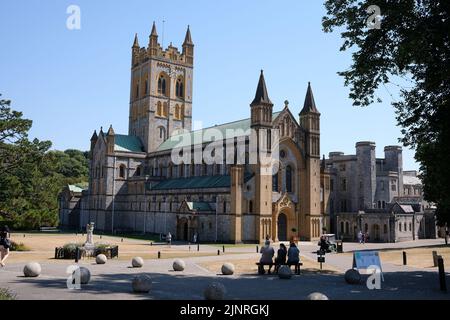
left=322, top=0, right=450, bottom=226
left=0, top=96, right=89, bottom=229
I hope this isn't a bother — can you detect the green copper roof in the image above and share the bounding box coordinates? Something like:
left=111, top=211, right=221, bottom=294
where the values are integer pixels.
left=157, top=111, right=282, bottom=152
left=114, top=134, right=145, bottom=153
left=149, top=172, right=254, bottom=191
left=186, top=202, right=212, bottom=212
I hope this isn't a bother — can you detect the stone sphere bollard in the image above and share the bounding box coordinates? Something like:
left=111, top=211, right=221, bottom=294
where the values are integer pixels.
left=173, top=259, right=186, bottom=271
left=132, top=257, right=144, bottom=268
left=96, top=254, right=107, bottom=265
left=77, top=267, right=91, bottom=284
left=344, top=269, right=361, bottom=284
left=204, top=282, right=227, bottom=300
left=221, top=263, right=235, bottom=275
left=23, top=262, right=41, bottom=277
left=132, top=274, right=152, bottom=293
left=307, top=292, right=329, bottom=300
left=278, top=265, right=292, bottom=279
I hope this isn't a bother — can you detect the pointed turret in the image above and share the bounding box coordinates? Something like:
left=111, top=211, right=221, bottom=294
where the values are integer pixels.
left=149, top=21, right=159, bottom=56
left=107, top=125, right=115, bottom=136
left=132, top=33, right=139, bottom=48
left=251, top=70, right=273, bottom=107
left=300, top=82, right=319, bottom=115
left=150, top=21, right=158, bottom=37
left=183, top=25, right=193, bottom=46
left=90, top=130, right=98, bottom=155
left=106, top=125, right=115, bottom=155
left=250, top=70, right=273, bottom=128
left=182, top=25, right=194, bottom=65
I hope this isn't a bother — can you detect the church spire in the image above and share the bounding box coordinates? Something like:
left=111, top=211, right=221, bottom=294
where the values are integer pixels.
left=251, top=70, right=273, bottom=106
left=300, top=82, right=319, bottom=115
left=132, top=33, right=139, bottom=48
left=183, top=25, right=193, bottom=46
left=150, top=21, right=158, bottom=37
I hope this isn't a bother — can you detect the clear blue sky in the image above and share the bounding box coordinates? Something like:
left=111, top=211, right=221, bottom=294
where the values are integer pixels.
left=0, top=0, right=418, bottom=170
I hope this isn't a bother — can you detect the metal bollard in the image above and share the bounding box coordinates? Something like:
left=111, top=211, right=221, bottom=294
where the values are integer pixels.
left=256, top=245, right=259, bottom=253
left=158, top=251, right=161, bottom=259
left=223, top=245, right=225, bottom=253
left=403, top=251, right=407, bottom=265
left=75, top=247, right=80, bottom=263
left=217, top=250, right=220, bottom=256
left=197, top=243, right=200, bottom=252
left=438, top=257, right=447, bottom=292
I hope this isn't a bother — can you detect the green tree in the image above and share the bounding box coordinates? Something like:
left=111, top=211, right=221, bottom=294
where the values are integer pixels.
left=0, top=95, right=89, bottom=229
left=322, top=0, right=450, bottom=226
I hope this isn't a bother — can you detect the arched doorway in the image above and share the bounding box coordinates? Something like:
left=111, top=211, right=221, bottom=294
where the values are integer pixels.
left=372, top=224, right=380, bottom=242
left=277, top=213, right=288, bottom=241
left=177, top=218, right=189, bottom=241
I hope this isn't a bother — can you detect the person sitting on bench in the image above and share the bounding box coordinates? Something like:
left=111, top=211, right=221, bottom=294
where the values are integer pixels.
left=287, top=242, right=300, bottom=267
left=274, top=243, right=287, bottom=272
left=259, top=240, right=275, bottom=273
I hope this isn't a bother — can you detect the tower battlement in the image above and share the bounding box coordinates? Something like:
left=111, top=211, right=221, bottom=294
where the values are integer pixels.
left=132, top=22, right=194, bottom=67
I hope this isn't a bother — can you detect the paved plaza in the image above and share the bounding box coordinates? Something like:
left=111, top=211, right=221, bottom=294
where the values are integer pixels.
left=0, top=234, right=449, bottom=300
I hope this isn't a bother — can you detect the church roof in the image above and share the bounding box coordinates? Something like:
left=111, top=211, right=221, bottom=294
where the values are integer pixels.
left=149, top=172, right=254, bottom=191
left=157, top=111, right=282, bottom=152
left=114, top=134, right=145, bottom=153
left=250, top=70, right=273, bottom=106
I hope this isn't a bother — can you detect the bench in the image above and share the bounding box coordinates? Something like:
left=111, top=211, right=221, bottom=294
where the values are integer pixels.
left=256, top=262, right=303, bottom=275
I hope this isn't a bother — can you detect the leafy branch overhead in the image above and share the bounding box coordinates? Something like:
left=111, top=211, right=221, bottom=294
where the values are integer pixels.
left=322, top=0, right=450, bottom=225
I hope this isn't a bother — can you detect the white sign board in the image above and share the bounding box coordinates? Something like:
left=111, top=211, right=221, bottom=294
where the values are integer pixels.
left=352, top=251, right=384, bottom=281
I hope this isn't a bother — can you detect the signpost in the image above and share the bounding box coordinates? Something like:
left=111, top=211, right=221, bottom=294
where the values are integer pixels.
left=352, top=251, right=384, bottom=281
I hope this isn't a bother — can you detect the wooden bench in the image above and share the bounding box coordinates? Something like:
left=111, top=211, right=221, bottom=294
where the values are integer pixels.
left=256, top=262, right=303, bottom=275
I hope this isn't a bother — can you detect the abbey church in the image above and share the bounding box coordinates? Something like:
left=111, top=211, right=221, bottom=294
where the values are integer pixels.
left=58, top=22, right=330, bottom=243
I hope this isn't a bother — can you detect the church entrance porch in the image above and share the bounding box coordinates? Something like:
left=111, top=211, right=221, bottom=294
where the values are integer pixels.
left=277, top=213, right=288, bottom=241
left=272, top=193, right=297, bottom=242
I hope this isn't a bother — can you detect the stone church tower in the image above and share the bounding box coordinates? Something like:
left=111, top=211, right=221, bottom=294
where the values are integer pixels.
left=250, top=71, right=274, bottom=243
left=299, top=82, right=322, bottom=239
left=129, top=22, right=194, bottom=153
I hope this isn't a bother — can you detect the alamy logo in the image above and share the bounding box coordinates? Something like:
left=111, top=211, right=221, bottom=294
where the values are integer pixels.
left=66, top=265, right=81, bottom=290
left=366, top=265, right=382, bottom=290
left=66, top=5, right=81, bottom=30
left=366, top=5, right=382, bottom=30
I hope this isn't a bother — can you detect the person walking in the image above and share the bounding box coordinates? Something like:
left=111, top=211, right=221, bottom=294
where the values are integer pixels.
left=166, top=232, right=172, bottom=246
left=0, top=226, right=11, bottom=267
left=358, top=230, right=363, bottom=244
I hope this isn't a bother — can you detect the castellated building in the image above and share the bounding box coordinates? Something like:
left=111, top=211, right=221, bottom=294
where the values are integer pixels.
left=324, top=143, right=437, bottom=242
left=59, top=23, right=328, bottom=243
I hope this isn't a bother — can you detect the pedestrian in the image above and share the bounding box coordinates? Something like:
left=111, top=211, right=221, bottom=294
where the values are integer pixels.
left=0, top=225, right=11, bottom=267
left=193, top=232, right=197, bottom=244
left=166, top=232, right=172, bottom=246
left=358, top=230, right=363, bottom=244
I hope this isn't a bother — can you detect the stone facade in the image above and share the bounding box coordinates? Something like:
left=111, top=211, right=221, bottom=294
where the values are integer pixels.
left=324, top=143, right=437, bottom=242
left=58, top=24, right=329, bottom=243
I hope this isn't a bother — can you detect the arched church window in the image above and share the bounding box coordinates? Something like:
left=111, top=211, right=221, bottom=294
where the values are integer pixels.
left=144, top=79, right=148, bottom=95
left=136, top=166, right=141, bottom=176
left=175, top=104, right=180, bottom=119
left=158, top=74, right=167, bottom=96
left=286, top=165, right=293, bottom=193
left=176, top=78, right=184, bottom=98
left=159, top=127, right=166, bottom=140
left=135, top=84, right=139, bottom=99
left=163, top=102, right=168, bottom=117
left=157, top=101, right=162, bottom=116
left=119, top=165, right=126, bottom=178
left=272, top=172, right=279, bottom=192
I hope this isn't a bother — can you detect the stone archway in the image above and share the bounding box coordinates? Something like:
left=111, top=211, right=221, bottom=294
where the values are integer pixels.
left=277, top=212, right=288, bottom=241
left=272, top=193, right=296, bottom=242
left=177, top=217, right=189, bottom=241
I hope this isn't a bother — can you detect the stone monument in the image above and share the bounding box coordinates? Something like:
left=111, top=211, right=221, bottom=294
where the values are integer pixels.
left=84, top=223, right=95, bottom=256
